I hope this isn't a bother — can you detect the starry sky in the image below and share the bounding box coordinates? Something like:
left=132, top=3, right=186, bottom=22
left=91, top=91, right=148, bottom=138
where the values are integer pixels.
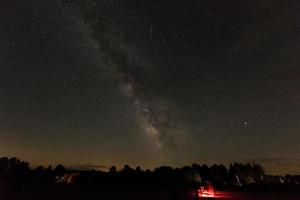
left=0, top=0, right=300, bottom=174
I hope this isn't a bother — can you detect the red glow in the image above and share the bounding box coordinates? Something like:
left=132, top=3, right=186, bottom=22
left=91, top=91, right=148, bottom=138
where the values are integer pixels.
left=198, top=185, right=215, bottom=198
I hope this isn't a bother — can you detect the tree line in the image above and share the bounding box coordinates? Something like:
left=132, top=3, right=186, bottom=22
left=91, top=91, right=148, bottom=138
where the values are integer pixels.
left=0, top=157, right=299, bottom=189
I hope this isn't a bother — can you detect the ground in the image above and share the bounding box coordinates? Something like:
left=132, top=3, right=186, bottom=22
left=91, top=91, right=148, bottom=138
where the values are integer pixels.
left=1, top=182, right=300, bottom=200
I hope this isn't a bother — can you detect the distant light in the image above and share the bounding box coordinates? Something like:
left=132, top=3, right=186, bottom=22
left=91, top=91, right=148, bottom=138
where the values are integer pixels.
left=198, top=185, right=215, bottom=198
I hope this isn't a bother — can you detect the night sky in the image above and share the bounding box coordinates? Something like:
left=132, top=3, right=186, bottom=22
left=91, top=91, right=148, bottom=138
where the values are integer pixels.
left=1, top=0, right=300, bottom=174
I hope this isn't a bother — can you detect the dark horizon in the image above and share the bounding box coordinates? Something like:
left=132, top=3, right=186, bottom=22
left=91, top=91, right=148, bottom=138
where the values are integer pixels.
left=1, top=155, right=299, bottom=176
left=1, top=156, right=300, bottom=200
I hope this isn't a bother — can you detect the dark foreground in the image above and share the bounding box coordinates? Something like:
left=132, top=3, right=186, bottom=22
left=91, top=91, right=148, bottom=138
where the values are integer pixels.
left=212, top=191, right=300, bottom=200
left=1, top=183, right=300, bottom=200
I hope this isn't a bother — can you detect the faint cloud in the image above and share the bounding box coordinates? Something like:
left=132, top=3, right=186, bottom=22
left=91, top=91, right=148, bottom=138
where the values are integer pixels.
left=68, top=163, right=107, bottom=171
left=246, top=157, right=300, bottom=163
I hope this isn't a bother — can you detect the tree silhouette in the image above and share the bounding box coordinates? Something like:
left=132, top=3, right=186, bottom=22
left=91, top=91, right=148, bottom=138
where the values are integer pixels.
left=109, top=166, right=117, bottom=174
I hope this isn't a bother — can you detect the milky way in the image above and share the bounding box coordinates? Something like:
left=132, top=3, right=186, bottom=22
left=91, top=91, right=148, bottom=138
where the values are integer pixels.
left=1, top=0, right=300, bottom=174
left=61, top=0, right=194, bottom=163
